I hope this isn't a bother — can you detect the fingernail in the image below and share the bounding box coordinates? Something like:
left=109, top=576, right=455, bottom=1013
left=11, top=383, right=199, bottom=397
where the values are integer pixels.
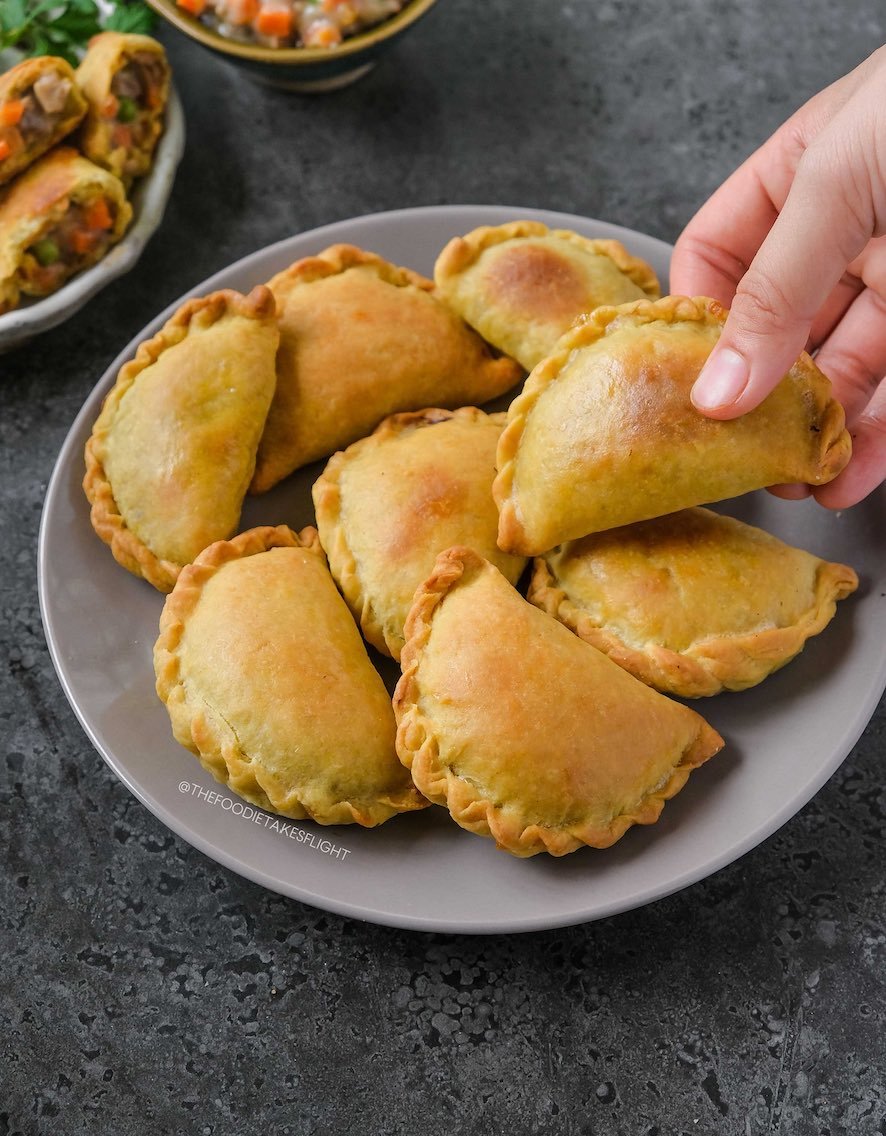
left=691, top=347, right=749, bottom=411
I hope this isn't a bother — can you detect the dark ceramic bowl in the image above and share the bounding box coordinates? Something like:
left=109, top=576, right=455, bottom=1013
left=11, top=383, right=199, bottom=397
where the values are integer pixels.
left=145, top=0, right=439, bottom=90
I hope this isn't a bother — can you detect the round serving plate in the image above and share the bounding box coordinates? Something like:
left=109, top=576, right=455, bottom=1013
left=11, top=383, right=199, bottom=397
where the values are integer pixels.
left=38, top=204, right=886, bottom=934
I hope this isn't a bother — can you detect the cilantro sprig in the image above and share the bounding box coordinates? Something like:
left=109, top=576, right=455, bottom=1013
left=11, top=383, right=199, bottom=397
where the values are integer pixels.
left=0, top=0, right=155, bottom=67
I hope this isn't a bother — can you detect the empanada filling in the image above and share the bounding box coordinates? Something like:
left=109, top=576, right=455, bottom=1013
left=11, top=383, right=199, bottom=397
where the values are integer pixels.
left=19, top=195, right=118, bottom=295
left=0, top=75, right=76, bottom=165
left=101, top=52, right=167, bottom=173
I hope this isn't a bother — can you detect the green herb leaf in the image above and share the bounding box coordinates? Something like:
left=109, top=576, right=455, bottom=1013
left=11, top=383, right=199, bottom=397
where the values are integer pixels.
left=0, top=0, right=154, bottom=60
left=104, top=2, right=154, bottom=34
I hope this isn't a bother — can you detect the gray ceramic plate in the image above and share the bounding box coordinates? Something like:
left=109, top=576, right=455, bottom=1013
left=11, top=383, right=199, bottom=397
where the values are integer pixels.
left=38, top=205, right=886, bottom=934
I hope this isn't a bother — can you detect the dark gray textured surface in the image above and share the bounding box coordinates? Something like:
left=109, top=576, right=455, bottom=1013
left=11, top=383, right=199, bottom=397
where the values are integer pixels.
left=2, top=1, right=885, bottom=1132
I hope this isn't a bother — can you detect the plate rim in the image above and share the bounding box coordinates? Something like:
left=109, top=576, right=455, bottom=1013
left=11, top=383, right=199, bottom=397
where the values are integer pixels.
left=38, top=203, right=886, bottom=934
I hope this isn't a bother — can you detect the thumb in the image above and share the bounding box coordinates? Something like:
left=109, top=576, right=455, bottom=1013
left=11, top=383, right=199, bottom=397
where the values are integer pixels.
left=691, top=127, right=875, bottom=420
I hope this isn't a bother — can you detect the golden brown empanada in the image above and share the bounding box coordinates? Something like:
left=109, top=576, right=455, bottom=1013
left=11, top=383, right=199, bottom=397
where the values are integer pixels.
left=0, top=147, right=130, bottom=314
left=529, top=507, right=859, bottom=698
left=250, top=244, right=523, bottom=492
left=433, top=220, right=660, bottom=370
left=313, top=407, right=527, bottom=660
left=0, top=57, right=88, bottom=187
left=394, top=547, right=723, bottom=857
left=155, top=525, right=427, bottom=826
left=495, top=296, right=852, bottom=555
left=84, top=287, right=279, bottom=592
left=77, top=32, right=170, bottom=185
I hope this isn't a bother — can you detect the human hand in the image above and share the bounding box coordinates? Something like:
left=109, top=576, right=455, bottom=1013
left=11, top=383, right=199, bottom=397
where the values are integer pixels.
left=670, top=46, right=886, bottom=508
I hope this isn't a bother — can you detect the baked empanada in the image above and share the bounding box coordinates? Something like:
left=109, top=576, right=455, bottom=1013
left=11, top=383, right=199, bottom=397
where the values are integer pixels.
left=529, top=507, right=859, bottom=698
left=394, top=547, right=723, bottom=857
left=251, top=244, right=523, bottom=492
left=0, top=147, right=131, bottom=314
left=77, top=32, right=170, bottom=185
left=313, top=407, right=527, bottom=660
left=434, top=220, right=660, bottom=370
left=84, top=287, right=279, bottom=592
left=155, top=525, right=426, bottom=826
left=495, top=296, right=852, bottom=555
left=0, top=57, right=88, bottom=187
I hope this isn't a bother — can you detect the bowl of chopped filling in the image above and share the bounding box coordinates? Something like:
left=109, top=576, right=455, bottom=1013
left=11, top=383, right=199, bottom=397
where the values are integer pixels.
left=144, top=0, right=439, bottom=90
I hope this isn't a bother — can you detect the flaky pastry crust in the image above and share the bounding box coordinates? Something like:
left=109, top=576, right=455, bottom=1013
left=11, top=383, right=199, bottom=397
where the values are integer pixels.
left=313, top=406, right=527, bottom=660
left=0, top=147, right=131, bottom=312
left=393, top=547, right=723, bottom=857
left=76, top=32, right=170, bottom=184
left=494, top=295, right=852, bottom=555
left=83, top=286, right=279, bottom=592
left=0, top=57, right=88, bottom=186
left=433, top=219, right=661, bottom=369
left=251, top=243, right=523, bottom=492
left=154, top=525, right=427, bottom=826
left=528, top=508, right=859, bottom=698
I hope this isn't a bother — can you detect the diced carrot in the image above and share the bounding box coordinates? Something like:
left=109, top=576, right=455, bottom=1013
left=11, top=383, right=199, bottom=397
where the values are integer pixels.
left=102, top=94, right=119, bottom=118
left=177, top=0, right=206, bottom=15
left=255, top=6, right=293, bottom=37
left=111, top=124, right=132, bottom=149
left=303, top=20, right=342, bottom=45
left=0, top=139, right=10, bottom=162
left=84, top=198, right=113, bottom=231
left=0, top=100, right=24, bottom=127
left=226, top=0, right=259, bottom=24
left=71, top=229, right=99, bottom=255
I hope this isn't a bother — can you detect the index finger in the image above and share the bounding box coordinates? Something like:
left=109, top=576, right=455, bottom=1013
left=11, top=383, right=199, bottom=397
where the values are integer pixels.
left=669, top=135, right=799, bottom=304
left=669, top=65, right=863, bottom=302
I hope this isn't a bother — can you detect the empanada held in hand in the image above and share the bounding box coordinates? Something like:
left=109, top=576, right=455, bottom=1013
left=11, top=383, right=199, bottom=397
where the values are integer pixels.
left=155, top=526, right=426, bottom=826
left=313, top=407, right=527, bottom=661
left=251, top=244, right=523, bottom=491
left=494, top=296, right=852, bottom=555
left=529, top=508, right=858, bottom=698
left=433, top=220, right=660, bottom=370
left=393, top=548, right=723, bottom=857
left=84, top=287, right=279, bottom=592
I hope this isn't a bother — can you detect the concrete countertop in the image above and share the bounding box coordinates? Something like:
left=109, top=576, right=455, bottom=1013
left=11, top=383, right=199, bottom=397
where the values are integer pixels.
left=2, top=2, right=884, bottom=1132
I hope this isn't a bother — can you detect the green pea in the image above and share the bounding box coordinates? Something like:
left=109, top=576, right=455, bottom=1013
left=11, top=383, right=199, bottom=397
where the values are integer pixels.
left=117, top=96, right=137, bottom=123
left=33, top=239, right=60, bottom=266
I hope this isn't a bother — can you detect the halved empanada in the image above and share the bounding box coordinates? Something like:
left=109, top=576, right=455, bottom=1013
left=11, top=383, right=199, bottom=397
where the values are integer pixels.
left=84, top=287, right=279, bottom=592
left=434, top=220, right=660, bottom=370
left=313, top=407, right=527, bottom=660
left=529, top=507, right=859, bottom=698
left=250, top=244, right=523, bottom=492
left=155, top=525, right=426, bottom=826
left=77, top=32, right=170, bottom=186
left=394, top=547, right=723, bottom=857
left=495, top=296, right=852, bottom=555
left=0, top=147, right=130, bottom=313
left=0, top=57, right=88, bottom=187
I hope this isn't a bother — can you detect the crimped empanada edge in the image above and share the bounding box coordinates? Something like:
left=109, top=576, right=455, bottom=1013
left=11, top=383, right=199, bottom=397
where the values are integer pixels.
left=154, top=524, right=425, bottom=826
left=83, top=285, right=277, bottom=592
left=314, top=406, right=508, bottom=660
left=394, top=546, right=723, bottom=857
left=433, top=219, right=661, bottom=300
left=267, top=242, right=434, bottom=301
left=528, top=553, right=859, bottom=698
